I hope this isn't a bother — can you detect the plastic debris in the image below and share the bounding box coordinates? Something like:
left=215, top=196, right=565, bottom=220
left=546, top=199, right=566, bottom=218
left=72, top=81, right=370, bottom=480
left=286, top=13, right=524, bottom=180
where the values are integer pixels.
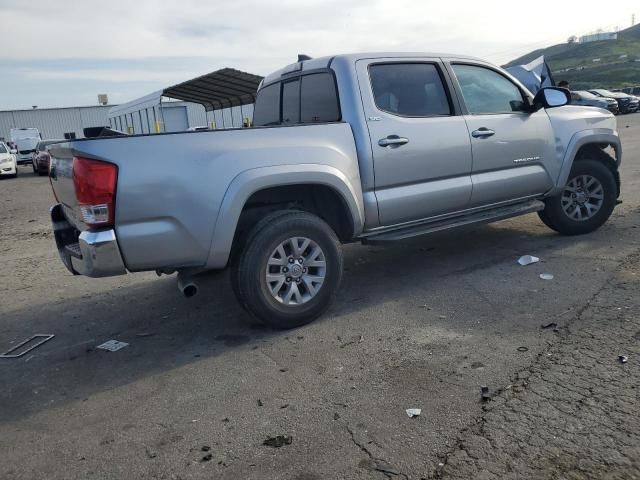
left=406, top=408, right=421, bottom=418
left=481, top=386, right=491, bottom=401
left=539, top=273, right=554, bottom=280
left=1, top=334, right=55, bottom=358
left=619, top=355, right=628, bottom=364
left=517, top=346, right=529, bottom=352
left=263, top=435, right=292, bottom=448
left=96, top=340, right=129, bottom=352
left=518, top=255, right=540, bottom=266
left=541, top=322, right=558, bottom=330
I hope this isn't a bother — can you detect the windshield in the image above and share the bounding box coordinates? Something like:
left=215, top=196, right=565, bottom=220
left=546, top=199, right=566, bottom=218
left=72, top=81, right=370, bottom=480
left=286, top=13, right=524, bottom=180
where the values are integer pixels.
left=0, top=143, right=7, bottom=154
left=575, top=91, right=598, bottom=99
left=592, top=89, right=614, bottom=96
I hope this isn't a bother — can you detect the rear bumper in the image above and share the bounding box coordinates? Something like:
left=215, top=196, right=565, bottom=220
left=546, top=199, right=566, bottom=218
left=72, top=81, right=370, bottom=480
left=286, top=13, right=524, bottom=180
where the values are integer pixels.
left=51, top=204, right=126, bottom=277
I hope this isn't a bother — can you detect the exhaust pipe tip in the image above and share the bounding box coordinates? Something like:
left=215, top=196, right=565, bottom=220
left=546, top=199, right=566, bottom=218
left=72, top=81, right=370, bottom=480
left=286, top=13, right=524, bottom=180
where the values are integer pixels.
left=177, top=272, right=198, bottom=298
left=182, top=283, right=198, bottom=298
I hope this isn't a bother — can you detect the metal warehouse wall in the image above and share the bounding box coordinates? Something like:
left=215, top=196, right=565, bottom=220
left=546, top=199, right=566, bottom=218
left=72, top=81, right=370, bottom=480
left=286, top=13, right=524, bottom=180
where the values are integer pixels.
left=1, top=101, right=255, bottom=142
left=0, top=106, right=112, bottom=141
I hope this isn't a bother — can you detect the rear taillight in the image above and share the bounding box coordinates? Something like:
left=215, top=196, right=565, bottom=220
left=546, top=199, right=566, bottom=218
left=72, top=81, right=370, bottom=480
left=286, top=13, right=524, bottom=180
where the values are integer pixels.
left=72, top=156, right=117, bottom=228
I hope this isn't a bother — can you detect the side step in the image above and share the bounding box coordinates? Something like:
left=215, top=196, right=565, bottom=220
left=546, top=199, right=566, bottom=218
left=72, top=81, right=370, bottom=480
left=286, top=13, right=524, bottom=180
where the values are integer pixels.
left=363, top=200, right=545, bottom=243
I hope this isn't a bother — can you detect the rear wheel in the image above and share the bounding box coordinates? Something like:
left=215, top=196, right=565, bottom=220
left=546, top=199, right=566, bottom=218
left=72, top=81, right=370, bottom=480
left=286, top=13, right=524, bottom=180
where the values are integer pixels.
left=231, top=210, right=343, bottom=329
left=538, top=159, right=617, bottom=235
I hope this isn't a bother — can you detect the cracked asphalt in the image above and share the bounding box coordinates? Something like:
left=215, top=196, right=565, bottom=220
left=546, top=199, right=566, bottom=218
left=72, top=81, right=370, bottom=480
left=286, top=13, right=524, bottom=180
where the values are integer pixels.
left=1, top=114, right=639, bottom=480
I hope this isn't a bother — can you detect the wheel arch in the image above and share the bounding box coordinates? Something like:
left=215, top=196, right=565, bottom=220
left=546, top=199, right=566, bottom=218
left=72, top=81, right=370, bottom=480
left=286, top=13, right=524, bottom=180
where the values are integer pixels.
left=552, top=130, right=621, bottom=196
left=205, top=164, right=365, bottom=269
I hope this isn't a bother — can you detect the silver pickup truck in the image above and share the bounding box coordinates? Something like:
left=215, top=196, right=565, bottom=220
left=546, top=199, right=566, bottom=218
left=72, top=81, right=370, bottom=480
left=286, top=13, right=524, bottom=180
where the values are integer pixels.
left=49, top=52, right=622, bottom=329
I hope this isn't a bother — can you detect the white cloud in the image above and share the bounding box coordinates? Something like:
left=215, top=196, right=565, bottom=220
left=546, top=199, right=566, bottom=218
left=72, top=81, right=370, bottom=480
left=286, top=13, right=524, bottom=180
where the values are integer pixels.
left=0, top=0, right=637, bottom=108
left=1, top=0, right=637, bottom=69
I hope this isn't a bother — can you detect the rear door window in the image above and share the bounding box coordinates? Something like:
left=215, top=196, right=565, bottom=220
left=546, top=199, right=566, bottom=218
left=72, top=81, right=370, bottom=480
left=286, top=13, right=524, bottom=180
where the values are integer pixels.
left=369, top=63, right=451, bottom=117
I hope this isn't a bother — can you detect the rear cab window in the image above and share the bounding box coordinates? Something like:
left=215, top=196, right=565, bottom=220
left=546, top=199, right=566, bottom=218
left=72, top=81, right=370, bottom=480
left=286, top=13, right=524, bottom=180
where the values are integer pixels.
left=253, top=71, right=341, bottom=127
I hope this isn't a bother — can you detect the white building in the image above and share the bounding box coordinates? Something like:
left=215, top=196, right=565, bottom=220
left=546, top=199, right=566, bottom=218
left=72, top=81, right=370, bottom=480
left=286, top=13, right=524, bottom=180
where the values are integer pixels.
left=579, top=32, right=617, bottom=43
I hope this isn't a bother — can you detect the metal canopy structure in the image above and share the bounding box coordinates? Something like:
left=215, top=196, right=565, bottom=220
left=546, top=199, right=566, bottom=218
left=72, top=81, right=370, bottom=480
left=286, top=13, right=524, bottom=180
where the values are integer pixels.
left=163, top=68, right=264, bottom=111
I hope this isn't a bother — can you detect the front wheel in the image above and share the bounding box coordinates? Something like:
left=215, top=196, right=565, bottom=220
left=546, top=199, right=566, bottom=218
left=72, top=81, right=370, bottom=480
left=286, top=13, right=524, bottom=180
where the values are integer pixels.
left=232, top=210, right=343, bottom=329
left=538, top=159, right=617, bottom=235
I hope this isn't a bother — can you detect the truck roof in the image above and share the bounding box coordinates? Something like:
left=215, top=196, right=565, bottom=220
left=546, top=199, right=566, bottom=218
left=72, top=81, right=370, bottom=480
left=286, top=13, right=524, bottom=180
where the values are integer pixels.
left=261, top=52, right=486, bottom=86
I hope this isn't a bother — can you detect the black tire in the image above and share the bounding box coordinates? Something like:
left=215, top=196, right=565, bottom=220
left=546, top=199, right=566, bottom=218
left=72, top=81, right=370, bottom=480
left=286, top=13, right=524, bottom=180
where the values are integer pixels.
left=229, top=209, right=297, bottom=326
left=232, top=210, right=343, bottom=329
left=32, top=161, right=37, bottom=174
left=538, top=158, right=617, bottom=235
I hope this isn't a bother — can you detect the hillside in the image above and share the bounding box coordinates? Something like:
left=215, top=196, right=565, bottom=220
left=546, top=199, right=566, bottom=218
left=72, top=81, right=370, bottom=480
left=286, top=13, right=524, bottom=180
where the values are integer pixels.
left=505, top=23, right=640, bottom=89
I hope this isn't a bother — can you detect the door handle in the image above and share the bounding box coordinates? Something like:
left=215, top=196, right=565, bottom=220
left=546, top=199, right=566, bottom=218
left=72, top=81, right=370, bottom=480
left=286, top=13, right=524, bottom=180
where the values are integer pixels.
left=471, top=128, right=495, bottom=138
left=378, top=135, right=409, bottom=147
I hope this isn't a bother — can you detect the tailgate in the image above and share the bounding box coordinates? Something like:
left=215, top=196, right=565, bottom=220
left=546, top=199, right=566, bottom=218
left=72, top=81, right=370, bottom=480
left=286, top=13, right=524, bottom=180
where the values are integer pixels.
left=48, top=144, right=84, bottom=229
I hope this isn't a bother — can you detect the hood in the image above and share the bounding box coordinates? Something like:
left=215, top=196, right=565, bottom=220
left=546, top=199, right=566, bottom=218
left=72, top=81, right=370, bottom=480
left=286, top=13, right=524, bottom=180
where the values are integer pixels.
left=546, top=105, right=616, bottom=145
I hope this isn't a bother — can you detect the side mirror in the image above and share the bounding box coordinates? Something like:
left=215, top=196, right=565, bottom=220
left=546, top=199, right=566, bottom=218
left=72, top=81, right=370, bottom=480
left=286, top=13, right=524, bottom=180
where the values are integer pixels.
left=532, top=87, right=571, bottom=110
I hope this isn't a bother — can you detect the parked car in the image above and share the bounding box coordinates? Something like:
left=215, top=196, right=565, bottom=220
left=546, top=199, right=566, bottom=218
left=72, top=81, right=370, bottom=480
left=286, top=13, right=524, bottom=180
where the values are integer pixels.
left=570, top=90, right=619, bottom=114
left=0, top=141, right=18, bottom=178
left=32, top=140, right=63, bottom=175
left=10, top=127, right=41, bottom=164
left=48, top=52, right=622, bottom=329
left=589, top=89, right=639, bottom=113
left=621, top=86, right=640, bottom=96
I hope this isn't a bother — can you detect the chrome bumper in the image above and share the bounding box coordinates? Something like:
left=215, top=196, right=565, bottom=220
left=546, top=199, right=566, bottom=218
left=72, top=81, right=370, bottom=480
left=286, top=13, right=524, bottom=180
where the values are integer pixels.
left=50, top=204, right=126, bottom=277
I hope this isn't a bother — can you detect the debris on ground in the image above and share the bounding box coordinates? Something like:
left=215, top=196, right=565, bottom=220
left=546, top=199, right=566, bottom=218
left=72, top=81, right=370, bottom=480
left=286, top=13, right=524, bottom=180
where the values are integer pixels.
left=471, top=361, right=485, bottom=369
left=518, top=255, right=540, bottom=266
left=406, top=408, right=421, bottom=418
left=201, top=453, right=213, bottom=462
left=257, top=399, right=263, bottom=407
left=96, top=340, right=129, bottom=352
left=481, top=386, right=491, bottom=402
left=0, top=334, right=55, bottom=358
left=619, top=355, right=628, bottom=364
left=201, top=446, right=211, bottom=452
left=263, top=435, right=293, bottom=448
left=541, top=322, right=558, bottom=330
left=359, top=458, right=401, bottom=476
left=339, top=335, right=364, bottom=348
left=135, top=332, right=155, bottom=338
left=539, top=273, right=554, bottom=280
left=517, top=346, right=529, bottom=352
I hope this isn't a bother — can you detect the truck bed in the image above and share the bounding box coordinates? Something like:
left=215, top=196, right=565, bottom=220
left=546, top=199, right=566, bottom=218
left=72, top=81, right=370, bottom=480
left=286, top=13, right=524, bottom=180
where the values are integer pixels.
left=48, top=123, right=361, bottom=272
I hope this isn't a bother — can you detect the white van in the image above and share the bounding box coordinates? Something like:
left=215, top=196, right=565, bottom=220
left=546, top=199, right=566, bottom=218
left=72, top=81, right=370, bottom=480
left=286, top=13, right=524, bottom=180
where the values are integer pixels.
left=10, top=128, right=41, bottom=164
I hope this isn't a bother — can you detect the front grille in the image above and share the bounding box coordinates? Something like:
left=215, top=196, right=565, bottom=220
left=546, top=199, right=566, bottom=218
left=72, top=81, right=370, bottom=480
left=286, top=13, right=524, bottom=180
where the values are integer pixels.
left=19, top=149, right=34, bottom=155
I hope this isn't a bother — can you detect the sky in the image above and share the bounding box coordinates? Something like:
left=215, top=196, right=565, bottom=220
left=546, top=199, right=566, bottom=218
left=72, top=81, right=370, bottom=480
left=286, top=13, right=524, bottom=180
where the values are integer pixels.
left=0, top=0, right=637, bottom=110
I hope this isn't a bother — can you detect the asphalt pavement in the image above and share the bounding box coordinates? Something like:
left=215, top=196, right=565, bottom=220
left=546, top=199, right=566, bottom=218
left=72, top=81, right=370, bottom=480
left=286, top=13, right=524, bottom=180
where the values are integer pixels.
left=1, top=114, right=639, bottom=480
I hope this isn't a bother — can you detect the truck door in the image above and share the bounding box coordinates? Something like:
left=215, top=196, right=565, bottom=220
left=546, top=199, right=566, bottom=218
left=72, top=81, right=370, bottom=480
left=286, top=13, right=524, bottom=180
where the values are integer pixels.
left=448, top=62, right=557, bottom=208
left=356, top=59, right=473, bottom=226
